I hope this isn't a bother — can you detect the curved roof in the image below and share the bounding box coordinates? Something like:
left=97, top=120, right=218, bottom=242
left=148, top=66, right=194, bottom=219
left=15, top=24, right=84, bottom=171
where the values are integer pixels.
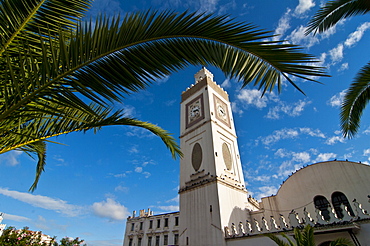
left=268, top=161, right=370, bottom=211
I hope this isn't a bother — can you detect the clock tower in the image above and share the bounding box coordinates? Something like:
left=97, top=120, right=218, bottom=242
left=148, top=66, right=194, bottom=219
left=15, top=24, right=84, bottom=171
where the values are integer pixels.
left=179, top=68, right=254, bottom=246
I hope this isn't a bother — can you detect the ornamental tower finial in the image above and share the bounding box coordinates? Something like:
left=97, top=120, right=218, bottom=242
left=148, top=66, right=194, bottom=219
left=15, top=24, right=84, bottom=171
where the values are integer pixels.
left=194, top=67, right=214, bottom=83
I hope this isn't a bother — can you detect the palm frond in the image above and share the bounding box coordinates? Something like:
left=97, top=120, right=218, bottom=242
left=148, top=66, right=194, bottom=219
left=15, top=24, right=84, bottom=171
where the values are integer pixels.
left=340, top=62, right=370, bottom=138
left=17, top=140, right=46, bottom=191
left=1, top=8, right=328, bottom=189
left=266, top=233, right=293, bottom=246
left=0, top=0, right=91, bottom=56
left=299, top=225, right=315, bottom=246
left=1, top=104, right=181, bottom=160
left=306, top=0, right=370, bottom=35
left=1, top=103, right=181, bottom=190
left=329, top=238, right=354, bottom=246
left=1, top=11, right=328, bottom=125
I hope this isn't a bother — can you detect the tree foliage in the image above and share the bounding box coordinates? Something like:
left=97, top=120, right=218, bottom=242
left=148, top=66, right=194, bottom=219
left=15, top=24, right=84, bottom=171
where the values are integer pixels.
left=1, top=0, right=328, bottom=190
left=306, top=0, right=370, bottom=138
left=267, top=225, right=354, bottom=246
left=0, top=226, right=86, bottom=246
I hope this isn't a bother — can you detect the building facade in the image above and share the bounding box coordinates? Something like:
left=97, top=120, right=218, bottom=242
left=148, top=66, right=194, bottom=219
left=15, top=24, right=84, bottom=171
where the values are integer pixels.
left=0, top=213, right=5, bottom=236
left=124, top=209, right=180, bottom=246
left=123, top=68, right=370, bottom=246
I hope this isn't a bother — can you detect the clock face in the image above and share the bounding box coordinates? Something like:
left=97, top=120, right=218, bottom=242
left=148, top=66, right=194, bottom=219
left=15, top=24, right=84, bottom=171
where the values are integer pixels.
left=213, top=95, right=230, bottom=127
left=190, top=104, right=201, bottom=120
left=186, top=95, right=204, bottom=128
left=217, top=105, right=227, bottom=119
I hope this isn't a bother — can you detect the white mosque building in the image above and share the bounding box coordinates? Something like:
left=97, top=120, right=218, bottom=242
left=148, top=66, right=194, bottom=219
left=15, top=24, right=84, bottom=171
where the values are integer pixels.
left=123, top=68, right=370, bottom=246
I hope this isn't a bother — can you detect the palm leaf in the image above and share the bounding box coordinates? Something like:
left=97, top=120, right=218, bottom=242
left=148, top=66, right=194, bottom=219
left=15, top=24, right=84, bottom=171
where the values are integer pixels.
left=1, top=6, right=329, bottom=190
left=1, top=11, right=328, bottom=123
left=298, top=225, right=315, bottom=246
left=0, top=0, right=91, bottom=56
left=266, top=233, right=295, bottom=246
left=329, top=238, right=354, bottom=246
left=1, top=104, right=181, bottom=190
left=1, top=105, right=181, bottom=159
left=340, top=62, right=370, bottom=138
left=306, top=0, right=370, bottom=35
left=17, top=140, right=47, bottom=191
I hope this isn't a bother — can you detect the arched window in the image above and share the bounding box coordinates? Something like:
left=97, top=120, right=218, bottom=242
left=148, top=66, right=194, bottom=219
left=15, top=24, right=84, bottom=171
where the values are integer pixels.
left=314, top=195, right=331, bottom=221
left=331, top=191, right=355, bottom=219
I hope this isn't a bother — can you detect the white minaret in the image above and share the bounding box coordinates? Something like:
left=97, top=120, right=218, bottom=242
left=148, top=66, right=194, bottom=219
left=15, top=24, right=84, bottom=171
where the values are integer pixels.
left=0, top=213, right=6, bottom=236
left=178, top=68, right=254, bottom=246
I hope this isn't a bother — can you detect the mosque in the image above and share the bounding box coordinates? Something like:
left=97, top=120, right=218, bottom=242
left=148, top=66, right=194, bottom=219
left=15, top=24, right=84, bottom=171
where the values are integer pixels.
left=123, top=68, right=370, bottom=246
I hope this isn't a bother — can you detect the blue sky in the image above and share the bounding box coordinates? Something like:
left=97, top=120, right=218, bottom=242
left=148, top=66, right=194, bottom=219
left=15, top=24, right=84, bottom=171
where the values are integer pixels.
left=1, top=0, right=370, bottom=245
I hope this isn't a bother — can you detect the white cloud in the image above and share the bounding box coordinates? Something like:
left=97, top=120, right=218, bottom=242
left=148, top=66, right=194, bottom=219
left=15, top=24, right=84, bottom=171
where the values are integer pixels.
left=344, top=152, right=354, bottom=160
left=261, top=128, right=299, bottom=145
left=273, top=9, right=292, bottom=40
left=0, top=188, right=82, bottom=217
left=253, top=175, right=271, bottom=182
left=112, top=172, right=128, bottom=178
left=128, top=145, right=139, bottom=154
left=363, top=126, right=370, bottom=135
left=260, top=127, right=325, bottom=145
left=141, top=160, right=155, bottom=167
left=317, top=52, right=327, bottom=67
left=199, top=0, right=219, bottom=12
left=165, top=99, right=177, bottom=106
left=133, top=166, right=150, bottom=178
left=292, top=152, right=311, bottom=163
left=328, top=89, right=347, bottom=107
left=363, top=149, right=370, bottom=156
left=92, top=198, right=129, bottom=221
left=299, top=128, right=326, bottom=138
left=277, top=160, right=296, bottom=177
left=314, top=153, right=337, bottom=162
left=344, top=22, right=370, bottom=47
left=156, top=205, right=179, bottom=212
left=320, top=21, right=342, bottom=39
left=329, top=43, right=344, bottom=64
left=142, top=171, right=151, bottom=178
left=236, top=89, right=269, bottom=109
left=274, top=148, right=289, bottom=158
left=338, top=62, right=349, bottom=71
left=325, top=135, right=346, bottom=145
left=221, top=78, right=231, bottom=88
left=274, top=149, right=312, bottom=166
left=0, top=151, right=22, bottom=166
left=122, top=104, right=136, bottom=118
left=135, top=167, right=143, bottom=173
left=231, top=102, right=243, bottom=116
left=166, top=196, right=179, bottom=203
left=126, top=127, right=155, bottom=138
left=286, top=26, right=319, bottom=47
left=155, top=75, right=170, bottom=85
left=266, top=100, right=311, bottom=119
left=218, top=0, right=236, bottom=15
left=294, top=0, right=315, bottom=15
left=34, top=215, right=69, bottom=232
left=255, top=186, right=278, bottom=200
left=3, top=213, right=31, bottom=222
left=114, top=185, right=129, bottom=193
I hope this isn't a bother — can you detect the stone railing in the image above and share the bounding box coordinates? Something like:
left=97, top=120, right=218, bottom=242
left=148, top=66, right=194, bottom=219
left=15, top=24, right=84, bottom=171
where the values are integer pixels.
left=224, top=199, right=370, bottom=237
